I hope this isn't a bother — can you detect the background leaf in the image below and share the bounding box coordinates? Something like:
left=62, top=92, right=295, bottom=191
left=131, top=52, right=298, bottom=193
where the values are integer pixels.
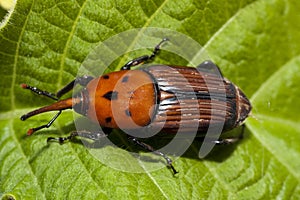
left=1, top=0, right=300, bottom=199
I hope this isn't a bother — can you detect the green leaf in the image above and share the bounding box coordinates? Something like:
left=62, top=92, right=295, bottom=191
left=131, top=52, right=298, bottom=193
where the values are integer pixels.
left=1, top=0, right=300, bottom=199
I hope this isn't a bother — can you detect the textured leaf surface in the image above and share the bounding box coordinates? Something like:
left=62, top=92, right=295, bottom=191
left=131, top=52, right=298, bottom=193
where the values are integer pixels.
left=1, top=0, right=300, bottom=199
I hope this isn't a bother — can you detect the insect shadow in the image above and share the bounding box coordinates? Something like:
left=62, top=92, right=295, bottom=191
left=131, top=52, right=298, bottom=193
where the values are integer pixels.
left=28, top=116, right=247, bottom=166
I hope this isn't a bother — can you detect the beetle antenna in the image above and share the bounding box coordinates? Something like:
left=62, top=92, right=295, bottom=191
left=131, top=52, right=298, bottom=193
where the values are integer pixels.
left=21, top=84, right=58, bottom=100
left=20, top=98, right=76, bottom=135
left=26, top=111, right=62, bottom=135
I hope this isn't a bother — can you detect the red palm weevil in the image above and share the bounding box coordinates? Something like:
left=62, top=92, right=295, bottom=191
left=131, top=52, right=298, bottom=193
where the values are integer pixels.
left=20, top=39, right=252, bottom=174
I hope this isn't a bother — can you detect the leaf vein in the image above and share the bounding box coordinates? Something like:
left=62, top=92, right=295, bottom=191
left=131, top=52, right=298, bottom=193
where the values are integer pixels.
left=115, top=0, right=170, bottom=70
left=54, top=124, right=108, bottom=195
left=247, top=121, right=300, bottom=180
left=57, top=0, right=89, bottom=89
left=9, top=120, right=47, bottom=199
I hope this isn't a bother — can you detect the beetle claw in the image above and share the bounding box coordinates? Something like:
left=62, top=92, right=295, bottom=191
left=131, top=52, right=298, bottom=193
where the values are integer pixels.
left=169, top=164, right=179, bottom=175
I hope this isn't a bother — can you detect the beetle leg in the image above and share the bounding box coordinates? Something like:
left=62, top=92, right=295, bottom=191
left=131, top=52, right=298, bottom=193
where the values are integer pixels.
left=21, top=75, right=94, bottom=100
left=129, top=137, right=178, bottom=174
left=56, top=75, right=94, bottom=98
left=121, top=38, right=169, bottom=70
left=197, top=60, right=224, bottom=77
left=26, top=110, right=62, bottom=135
left=211, top=136, right=242, bottom=145
left=211, top=125, right=245, bottom=145
left=47, top=130, right=108, bottom=144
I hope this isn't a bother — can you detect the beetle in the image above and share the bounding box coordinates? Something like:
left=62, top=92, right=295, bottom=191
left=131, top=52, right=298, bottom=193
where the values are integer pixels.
left=20, top=39, right=251, bottom=174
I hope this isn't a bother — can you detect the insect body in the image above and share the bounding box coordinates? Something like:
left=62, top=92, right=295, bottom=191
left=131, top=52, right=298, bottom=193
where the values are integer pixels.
left=21, top=39, right=251, bottom=174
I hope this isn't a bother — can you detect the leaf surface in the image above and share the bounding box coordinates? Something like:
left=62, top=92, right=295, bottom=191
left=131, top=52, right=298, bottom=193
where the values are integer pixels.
left=1, top=0, right=300, bottom=199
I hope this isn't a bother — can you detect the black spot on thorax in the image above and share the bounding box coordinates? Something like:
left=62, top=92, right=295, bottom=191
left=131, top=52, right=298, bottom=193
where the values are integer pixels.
left=125, top=109, right=131, bottom=117
left=103, top=75, right=109, bottom=79
left=122, top=76, right=129, bottom=83
left=105, top=117, right=112, bottom=123
left=103, top=91, right=118, bottom=101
